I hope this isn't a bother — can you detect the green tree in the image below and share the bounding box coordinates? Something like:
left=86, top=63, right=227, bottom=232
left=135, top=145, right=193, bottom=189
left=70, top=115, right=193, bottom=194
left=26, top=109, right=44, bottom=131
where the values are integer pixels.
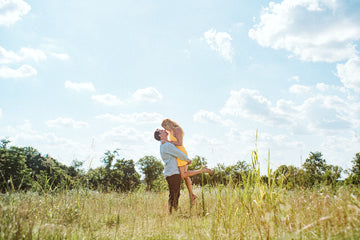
left=231, top=160, right=251, bottom=185
left=274, top=165, right=311, bottom=189
left=211, top=163, right=228, bottom=186
left=351, top=153, right=360, bottom=176
left=303, top=152, right=327, bottom=187
left=85, top=151, right=142, bottom=192
left=102, top=150, right=119, bottom=170
left=274, top=165, right=290, bottom=185
left=113, top=158, right=141, bottom=191
left=0, top=142, right=32, bottom=192
left=345, top=153, right=360, bottom=184
left=101, top=150, right=119, bottom=190
left=323, top=165, right=342, bottom=186
left=67, top=160, right=84, bottom=178
left=137, top=156, right=164, bottom=190
left=86, top=167, right=107, bottom=190
left=0, top=138, right=10, bottom=149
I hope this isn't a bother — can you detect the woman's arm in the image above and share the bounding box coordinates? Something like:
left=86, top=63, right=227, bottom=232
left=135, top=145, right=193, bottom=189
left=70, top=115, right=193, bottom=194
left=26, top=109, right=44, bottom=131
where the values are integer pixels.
left=170, top=127, right=183, bottom=146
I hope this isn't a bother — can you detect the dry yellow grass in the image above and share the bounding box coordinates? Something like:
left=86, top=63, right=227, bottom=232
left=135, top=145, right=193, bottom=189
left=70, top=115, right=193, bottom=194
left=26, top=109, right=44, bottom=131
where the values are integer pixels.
left=1, top=185, right=360, bottom=239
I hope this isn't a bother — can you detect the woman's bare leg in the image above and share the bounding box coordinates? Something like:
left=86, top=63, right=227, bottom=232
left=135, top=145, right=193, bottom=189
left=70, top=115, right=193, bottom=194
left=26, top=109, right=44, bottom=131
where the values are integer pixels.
left=179, top=166, right=198, bottom=205
left=179, top=165, right=213, bottom=178
left=178, top=165, right=213, bottom=205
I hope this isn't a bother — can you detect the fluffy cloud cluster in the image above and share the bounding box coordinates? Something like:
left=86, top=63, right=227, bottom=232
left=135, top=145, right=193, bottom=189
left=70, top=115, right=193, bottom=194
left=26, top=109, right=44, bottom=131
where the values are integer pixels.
left=0, top=64, right=37, bottom=78
left=0, top=0, right=30, bottom=26
left=220, top=89, right=284, bottom=125
left=289, top=84, right=311, bottom=95
left=0, top=47, right=45, bottom=78
left=194, top=85, right=356, bottom=138
left=132, top=87, right=163, bottom=103
left=336, top=57, right=360, bottom=92
left=0, top=1, right=69, bottom=79
left=0, top=46, right=69, bottom=79
left=249, top=0, right=360, bottom=63
left=219, top=87, right=355, bottom=133
left=204, top=28, right=234, bottom=62
left=0, top=47, right=46, bottom=64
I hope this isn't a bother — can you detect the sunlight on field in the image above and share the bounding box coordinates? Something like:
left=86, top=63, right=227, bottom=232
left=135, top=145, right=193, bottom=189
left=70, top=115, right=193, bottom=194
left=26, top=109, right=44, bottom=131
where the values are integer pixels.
left=1, top=138, right=360, bottom=239
left=1, top=185, right=360, bottom=239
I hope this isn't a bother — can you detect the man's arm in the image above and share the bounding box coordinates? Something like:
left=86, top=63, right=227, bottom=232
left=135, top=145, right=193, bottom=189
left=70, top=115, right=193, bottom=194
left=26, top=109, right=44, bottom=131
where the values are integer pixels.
left=162, top=142, right=190, bottom=162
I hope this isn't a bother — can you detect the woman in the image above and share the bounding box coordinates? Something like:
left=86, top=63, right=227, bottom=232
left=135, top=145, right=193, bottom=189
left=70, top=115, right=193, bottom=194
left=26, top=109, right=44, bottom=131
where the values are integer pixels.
left=161, top=118, right=213, bottom=205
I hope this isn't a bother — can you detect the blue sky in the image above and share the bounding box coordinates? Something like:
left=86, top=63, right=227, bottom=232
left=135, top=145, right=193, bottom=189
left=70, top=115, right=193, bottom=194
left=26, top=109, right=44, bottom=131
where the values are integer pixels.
left=1, top=0, right=360, bottom=174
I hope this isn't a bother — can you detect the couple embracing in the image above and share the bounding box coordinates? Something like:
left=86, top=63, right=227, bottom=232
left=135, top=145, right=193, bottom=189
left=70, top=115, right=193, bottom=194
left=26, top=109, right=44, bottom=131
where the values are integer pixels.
left=154, top=118, right=213, bottom=214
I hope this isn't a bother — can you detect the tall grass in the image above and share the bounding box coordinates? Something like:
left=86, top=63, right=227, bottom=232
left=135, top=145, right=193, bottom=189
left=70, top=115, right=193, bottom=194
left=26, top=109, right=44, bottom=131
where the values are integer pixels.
left=1, top=186, right=360, bottom=239
left=1, top=142, right=360, bottom=239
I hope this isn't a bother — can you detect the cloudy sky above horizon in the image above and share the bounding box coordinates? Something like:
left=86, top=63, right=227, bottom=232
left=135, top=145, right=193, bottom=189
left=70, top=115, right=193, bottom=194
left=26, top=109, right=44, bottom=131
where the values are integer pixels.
left=1, top=0, right=360, bottom=174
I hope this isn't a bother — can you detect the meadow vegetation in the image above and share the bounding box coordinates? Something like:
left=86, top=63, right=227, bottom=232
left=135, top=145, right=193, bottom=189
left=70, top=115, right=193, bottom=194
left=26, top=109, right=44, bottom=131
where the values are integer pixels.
left=1, top=183, right=360, bottom=239
left=1, top=137, right=360, bottom=239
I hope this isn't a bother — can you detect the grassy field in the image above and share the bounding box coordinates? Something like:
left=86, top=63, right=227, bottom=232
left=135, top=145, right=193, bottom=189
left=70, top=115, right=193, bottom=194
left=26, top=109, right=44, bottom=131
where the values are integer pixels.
left=1, top=183, right=360, bottom=240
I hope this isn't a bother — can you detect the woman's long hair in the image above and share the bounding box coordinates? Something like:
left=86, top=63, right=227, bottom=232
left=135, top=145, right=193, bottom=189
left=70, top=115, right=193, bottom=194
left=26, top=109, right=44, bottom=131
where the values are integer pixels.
left=161, top=118, right=182, bottom=132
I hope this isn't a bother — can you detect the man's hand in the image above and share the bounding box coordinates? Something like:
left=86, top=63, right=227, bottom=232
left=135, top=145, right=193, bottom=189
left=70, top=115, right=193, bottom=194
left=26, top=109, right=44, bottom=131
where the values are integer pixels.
left=187, top=160, right=192, bottom=165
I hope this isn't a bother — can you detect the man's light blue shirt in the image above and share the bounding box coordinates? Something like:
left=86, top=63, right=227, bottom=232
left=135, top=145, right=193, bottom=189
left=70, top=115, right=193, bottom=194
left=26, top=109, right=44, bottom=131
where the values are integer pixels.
left=160, top=142, right=191, bottom=177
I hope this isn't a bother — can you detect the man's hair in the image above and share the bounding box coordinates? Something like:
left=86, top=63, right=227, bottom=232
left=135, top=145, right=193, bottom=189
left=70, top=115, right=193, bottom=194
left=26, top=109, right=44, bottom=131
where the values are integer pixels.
left=154, top=129, right=161, bottom=141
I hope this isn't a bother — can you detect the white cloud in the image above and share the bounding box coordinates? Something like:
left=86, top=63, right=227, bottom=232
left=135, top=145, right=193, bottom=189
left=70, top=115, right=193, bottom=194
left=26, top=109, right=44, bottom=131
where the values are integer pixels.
left=315, top=83, right=346, bottom=93
left=204, top=28, right=234, bottom=62
left=220, top=88, right=356, bottom=133
left=19, top=48, right=47, bottom=62
left=0, top=46, right=22, bottom=63
left=289, top=84, right=311, bottom=95
left=336, top=57, right=360, bottom=92
left=0, top=108, right=2, bottom=118
left=100, top=126, right=143, bottom=143
left=65, top=81, right=95, bottom=92
left=193, top=110, right=234, bottom=126
left=93, top=87, right=162, bottom=106
left=227, top=128, right=257, bottom=143
left=316, top=83, right=330, bottom=92
left=220, top=89, right=286, bottom=125
left=274, top=99, right=298, bottom=116
left=288, top=76, right=300, bottom=82
left=0, top=0, right=31, bottom=26
left=46, top=118, right=89, bottom=129
left=4, top=120, right=91, bottom=166
left=92, top=94, right=123, bottom=106
left=50, top=52, right=70, bottom=61
left=189, top=134, right=221, bottom=146
left=299, top=95, right=351, bottom=131
left=259, top=131, right=304, bottom=149
left=0, top=64, right=37, bottom=78
left=0, top=47, right=46, bottom=64
left=131, top=87, right=162, bottom=103
left=96, top=112, right=163, bottom=124
left=249, top=0, right=360, bottom=62
left=7, top=120, right=73, bottom=145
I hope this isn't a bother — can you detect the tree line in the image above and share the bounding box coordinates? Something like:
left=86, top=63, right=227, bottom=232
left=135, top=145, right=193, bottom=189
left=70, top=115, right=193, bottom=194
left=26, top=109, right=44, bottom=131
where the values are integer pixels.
left=1, top=138, right=359, bottom=193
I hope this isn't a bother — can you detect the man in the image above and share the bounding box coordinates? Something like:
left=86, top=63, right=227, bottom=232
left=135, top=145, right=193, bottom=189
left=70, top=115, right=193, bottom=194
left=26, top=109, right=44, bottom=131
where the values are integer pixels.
left=154, top=128, right=192, bottom=213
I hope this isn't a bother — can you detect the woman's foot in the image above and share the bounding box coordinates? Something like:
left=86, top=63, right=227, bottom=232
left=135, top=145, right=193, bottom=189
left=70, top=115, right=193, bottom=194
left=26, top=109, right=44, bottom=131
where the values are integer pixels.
left=202, top=167, right=213, bottom=175
left=191, top=194, right=198, bottom=206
